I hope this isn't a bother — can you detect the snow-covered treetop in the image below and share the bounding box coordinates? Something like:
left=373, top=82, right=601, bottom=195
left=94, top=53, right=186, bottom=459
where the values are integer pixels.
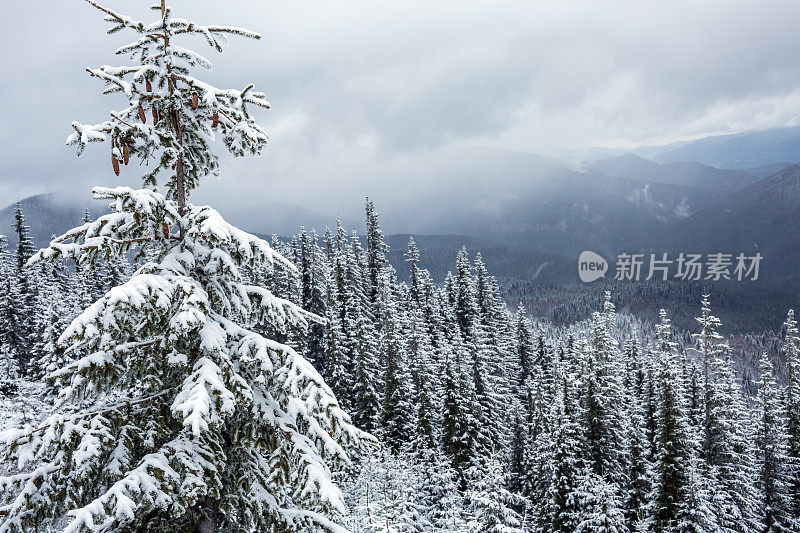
left=67, top=0, right=269, bottom=203
left=690, top=294, right=727, bottom=361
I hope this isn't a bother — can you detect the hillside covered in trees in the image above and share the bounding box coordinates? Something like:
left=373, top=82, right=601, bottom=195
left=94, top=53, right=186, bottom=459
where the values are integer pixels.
left=2, top=196, right=800, bottom=531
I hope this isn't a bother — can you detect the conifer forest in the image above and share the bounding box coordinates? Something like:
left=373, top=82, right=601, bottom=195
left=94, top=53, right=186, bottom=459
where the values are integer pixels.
left=2, top=1, right=800, bottom=532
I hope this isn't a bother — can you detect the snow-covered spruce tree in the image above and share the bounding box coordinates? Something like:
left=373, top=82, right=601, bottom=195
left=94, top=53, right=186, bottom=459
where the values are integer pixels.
left=689, top=296, right=758, bottom=531
left=650, top=309, right=695, bottom=532
left=9, top=201, right=37, bottom=372
left=30, top=260, right=79, bottom=381
left=342, top=450, right=430, bottom=533
left=545, top=367, right=583, bottom=533
left=783, top=309, right=800, bottom=520
left=364, top=198, right=388, bottom=312
left=454, top=248, right=476, bottom=338
left=512, top=303, right=533, bottom=395
left=573, top=473, right=627, bottom=533
left=466, top=453, right=526, bottom=533
left=0, top=2, right=372, bottom=531
left=689, top=294, right=727, bottom=463
left=0, top=235, right=20, bottom=387
left=378, top=272, right=415, bottom=453
left=755, top=352, right=791, bottom=532
left=406, top=303, right=438, bottom=456
left=583, top=293, right=629, bottom=496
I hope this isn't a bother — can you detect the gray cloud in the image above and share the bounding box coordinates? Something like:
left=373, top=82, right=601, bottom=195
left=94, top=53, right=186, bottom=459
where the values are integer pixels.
left=2, top=0, right=800, bottom=222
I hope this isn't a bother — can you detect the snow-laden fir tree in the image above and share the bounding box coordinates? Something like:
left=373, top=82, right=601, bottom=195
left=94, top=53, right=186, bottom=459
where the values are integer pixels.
left=573, top=473, right=627, bottom=533
left=624, top=389, right=652, bottom=532
left=0, top=2, right=372, bottom=531
left=689, top=296, right=758, bottom=531
left=406, top=303, right=438, bottom=455
left=364, top=198, right=388, bottom=311
left=545, top=366, right=583, bottom=532
left=0, top=235, right=20, bottom=386
left=379, top=272, right=415, bottom=453
left=9, top=202, right=37, bottom=372
left=466, top=453, right=526, bottom=533
left=783, top=309, right=800, bottom=520
left=454, top=248, right=476, bottom=338
left=405, top=237, right=423, bottom=308
left=709, top=352, right=759, bottom=532
left=755, top=352, right=791, bottom=532
left=512, top=303, right=534, bottom=395
left=30, top=260, right=79, bottom=381
left=583, top=293, right=629, bottom=497
left=342, top=450, right=431, bottom=533
left=650, top=309, right=695, bottom=532
left=689, top=295, right=727, bottom=462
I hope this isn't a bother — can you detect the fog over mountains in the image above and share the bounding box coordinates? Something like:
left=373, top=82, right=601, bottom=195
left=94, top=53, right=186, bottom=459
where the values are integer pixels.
left=2, top=126, right=799, bottom=296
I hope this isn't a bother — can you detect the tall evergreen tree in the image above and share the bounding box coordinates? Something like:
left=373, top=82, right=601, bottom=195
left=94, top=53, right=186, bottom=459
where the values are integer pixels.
left=690, top=294, right=727, bottom=462
left=380, top=274, right=415, bottom=453
left=407, top=303, right=438, bottom=454
left=0, top=3, right=371, bottom=531
left=574, top=473, right=627, bottom=533
left=9, top=201, right=37, bottom=371
left=466, top=453, right=526, bottom=533
left=755, top=352, right=791, bottom=532
left=783, top=309, right=800, bottom=520
left=454, top=247, right=476, bottom=337
left=405, top=236, right=423, bottom=308
left=0, top=235, right=19, bottom=384
left=513, top=303, right=534, bottom=395
left=625, top=390, right=652, bottom=531
left=650, top=309, right=694, bottom=532
left=323, top=271, right=351, bottom=411
left=441, top=339, right=474, bottom=481
left=351, top=301, right=382, bottom=434
left=364, top=197, right=387, bottom=309
left=547, top=371, right=583, bottom=532
left=583, top=293, right=629, bottom=494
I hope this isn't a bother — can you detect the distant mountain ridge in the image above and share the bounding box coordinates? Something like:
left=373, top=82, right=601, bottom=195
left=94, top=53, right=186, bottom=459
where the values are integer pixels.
left=589, top=153, right=761, bottom=195
left=625, top=126, right=800, bottom=170
left=0, top=194, right=106, bottom=249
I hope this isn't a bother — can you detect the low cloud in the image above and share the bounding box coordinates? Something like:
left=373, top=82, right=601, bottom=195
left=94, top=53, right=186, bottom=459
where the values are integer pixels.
left=2, top=0, right=800, bottom=219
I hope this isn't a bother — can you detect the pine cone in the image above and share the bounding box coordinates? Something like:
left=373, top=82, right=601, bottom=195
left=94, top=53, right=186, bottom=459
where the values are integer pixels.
left=138, top=106, right=146, bottom=123
left=192, top=93, right=198, bottom=110
left=123, top=145, right=130, bottom=165
left=111, top=154, right=120, bottom=176
left=212, top=111, right=219, bottom=128
left=162, top=223, right=169, bottom=240
left=146, top=80, right=152, bottom=92
left=152, top=107, right=159, bottom=124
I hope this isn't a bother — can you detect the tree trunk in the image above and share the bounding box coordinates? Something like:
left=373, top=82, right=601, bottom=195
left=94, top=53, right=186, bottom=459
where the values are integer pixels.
left=194, top=496, right=219, bottom=533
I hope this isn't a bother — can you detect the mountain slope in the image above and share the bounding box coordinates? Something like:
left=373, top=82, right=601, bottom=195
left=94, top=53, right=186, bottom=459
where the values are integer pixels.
left=589, top=153, right=760, bottom=195
left=0, top=194, right=105, bottom=248
left=661, top=163, right=800, bottom=287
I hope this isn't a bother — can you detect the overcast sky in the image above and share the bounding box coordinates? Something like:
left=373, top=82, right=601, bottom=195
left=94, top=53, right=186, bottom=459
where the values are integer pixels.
left=2, top=0, right=800, bottom=219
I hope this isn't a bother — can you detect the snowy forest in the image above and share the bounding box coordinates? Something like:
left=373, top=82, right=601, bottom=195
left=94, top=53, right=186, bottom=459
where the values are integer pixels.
left=1, top=1, right=800, bottom=532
